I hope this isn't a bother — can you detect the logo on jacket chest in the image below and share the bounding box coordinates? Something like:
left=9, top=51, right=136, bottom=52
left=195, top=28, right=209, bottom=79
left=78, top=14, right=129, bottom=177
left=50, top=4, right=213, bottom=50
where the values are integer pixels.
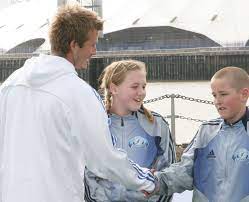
left=207, top=149, right=216, bottom=159
left=128, top=136, right=149, bottom=148
left=232, top=148, right=249, bottom=163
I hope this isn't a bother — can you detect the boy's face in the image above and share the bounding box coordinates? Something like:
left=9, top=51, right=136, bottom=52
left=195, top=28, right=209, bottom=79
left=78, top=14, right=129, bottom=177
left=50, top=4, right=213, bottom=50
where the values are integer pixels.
left=211, top=78, right=248, bottom=124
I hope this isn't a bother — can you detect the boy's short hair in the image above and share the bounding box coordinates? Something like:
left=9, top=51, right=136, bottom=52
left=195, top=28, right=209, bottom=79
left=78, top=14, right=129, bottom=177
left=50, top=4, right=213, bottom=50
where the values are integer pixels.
left=49, top=3, right=103, bottom=56
left=211, top=66, right=249, bottom=90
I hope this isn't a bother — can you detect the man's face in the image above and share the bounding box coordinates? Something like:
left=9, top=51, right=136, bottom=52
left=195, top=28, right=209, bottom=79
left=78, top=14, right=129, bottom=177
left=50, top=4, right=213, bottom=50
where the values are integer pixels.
left=71, top=29, right=98, bottom=69
left=211, top=78, right=248, bottom=124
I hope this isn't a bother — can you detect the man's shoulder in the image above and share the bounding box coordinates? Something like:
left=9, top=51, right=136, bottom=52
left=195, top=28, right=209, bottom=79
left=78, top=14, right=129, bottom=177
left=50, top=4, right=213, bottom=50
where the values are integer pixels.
left=64, top=76, right=92, bottom=93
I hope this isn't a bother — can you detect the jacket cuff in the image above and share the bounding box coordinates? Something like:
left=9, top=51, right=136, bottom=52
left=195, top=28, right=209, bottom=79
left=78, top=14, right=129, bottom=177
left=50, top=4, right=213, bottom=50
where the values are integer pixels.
left=154, top=171, right=169, bottom=195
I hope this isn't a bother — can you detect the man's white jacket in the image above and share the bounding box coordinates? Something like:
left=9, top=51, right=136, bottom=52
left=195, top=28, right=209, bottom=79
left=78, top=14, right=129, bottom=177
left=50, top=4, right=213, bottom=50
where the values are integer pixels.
left=0, top=55, right=155, bottom=202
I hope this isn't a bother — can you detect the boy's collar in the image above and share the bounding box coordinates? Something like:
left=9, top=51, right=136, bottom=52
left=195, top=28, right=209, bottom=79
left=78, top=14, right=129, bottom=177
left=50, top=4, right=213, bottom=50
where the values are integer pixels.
left=241, top=107, right=248, bottom=130
left=224, top=107, right=248, bottom=130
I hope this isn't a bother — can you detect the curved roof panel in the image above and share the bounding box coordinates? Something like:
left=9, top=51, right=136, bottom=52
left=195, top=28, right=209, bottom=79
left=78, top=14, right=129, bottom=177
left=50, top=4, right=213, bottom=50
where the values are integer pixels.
left=1, top=0, right=249, bottom=50
left=6, top=38, right=45, bottom=53
left=104, top=0, right=249, bottom=46
left=0, top=0, right=56, bottom=51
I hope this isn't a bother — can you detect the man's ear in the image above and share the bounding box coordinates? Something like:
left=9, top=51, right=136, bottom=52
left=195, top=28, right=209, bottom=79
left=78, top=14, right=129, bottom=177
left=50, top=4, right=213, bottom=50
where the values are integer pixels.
left=109, top=82, right=118, bottom=95
left=66, top=40, right=78, bottom=63
left=69, top=40, right=77, bottom=52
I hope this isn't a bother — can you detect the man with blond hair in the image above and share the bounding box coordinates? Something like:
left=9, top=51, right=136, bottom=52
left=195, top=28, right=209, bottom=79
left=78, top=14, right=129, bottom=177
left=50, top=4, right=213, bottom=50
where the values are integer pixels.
left=0, top=4, right=155, bottom=202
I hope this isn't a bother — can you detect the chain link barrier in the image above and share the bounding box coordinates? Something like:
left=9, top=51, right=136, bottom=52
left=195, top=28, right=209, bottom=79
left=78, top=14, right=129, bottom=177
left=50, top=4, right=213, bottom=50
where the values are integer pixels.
left=164, top=115, right=206, bottom=123
left=143, top=94, right=172, bottom=104
left=144, top=93, right=214, bottom=105
left=144, top=93, right=214, bottom=123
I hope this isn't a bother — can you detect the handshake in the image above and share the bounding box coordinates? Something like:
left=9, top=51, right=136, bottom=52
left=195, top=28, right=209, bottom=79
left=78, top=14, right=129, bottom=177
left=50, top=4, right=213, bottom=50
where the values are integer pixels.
left=142, top=169, right=161, bottom=198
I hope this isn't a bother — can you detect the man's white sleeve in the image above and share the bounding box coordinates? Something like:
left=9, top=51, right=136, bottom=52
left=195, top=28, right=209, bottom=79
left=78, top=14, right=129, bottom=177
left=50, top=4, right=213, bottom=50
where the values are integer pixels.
left=73, top=88, right=155, bottom=193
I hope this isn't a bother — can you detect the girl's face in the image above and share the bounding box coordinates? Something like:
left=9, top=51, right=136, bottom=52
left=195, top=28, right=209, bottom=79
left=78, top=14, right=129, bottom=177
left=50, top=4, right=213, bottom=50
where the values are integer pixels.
left=110, top=69, right=147, bottom=116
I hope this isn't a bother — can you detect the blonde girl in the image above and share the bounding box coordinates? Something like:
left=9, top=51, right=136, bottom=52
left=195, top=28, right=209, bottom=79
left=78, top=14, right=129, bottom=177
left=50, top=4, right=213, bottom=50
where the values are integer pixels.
left=85, top=60, right=176, bottom=202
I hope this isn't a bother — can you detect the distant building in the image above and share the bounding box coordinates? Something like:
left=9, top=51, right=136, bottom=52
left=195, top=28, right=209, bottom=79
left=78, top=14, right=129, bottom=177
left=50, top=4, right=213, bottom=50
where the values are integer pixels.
left=57, top=0, right=67, bottom=6
left=76, top=0, right=102, bottom=18
left=1, top=0, right=249, bottom=53
left=98, top=26, right=220, bottom=51
left=0, top=0, right=104, bottom=54
left=9, top=0, right=30, bottom=4
left=103, top=0, right=249, bottom=49
left=0, top=0, right=56, bottom=53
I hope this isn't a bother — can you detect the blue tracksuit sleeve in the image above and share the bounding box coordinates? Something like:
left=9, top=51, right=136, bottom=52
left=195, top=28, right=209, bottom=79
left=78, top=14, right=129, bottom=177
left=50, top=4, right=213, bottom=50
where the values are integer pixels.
left=156, top=114, right=249, bottom=202
left=85, top=110, right=176, bottom=202
left=153, top=116, right=176, bottom=170
left=155, top=127, right=202, bottom=195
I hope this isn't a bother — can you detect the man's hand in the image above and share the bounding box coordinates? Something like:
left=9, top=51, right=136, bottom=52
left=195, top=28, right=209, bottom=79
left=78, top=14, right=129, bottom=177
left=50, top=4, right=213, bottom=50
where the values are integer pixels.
left=142, top=170, right=160, bottom=198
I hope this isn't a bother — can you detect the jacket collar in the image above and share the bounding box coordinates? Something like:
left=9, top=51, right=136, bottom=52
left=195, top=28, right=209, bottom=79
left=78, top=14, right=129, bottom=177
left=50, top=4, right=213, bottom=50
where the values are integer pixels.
left=222, top=107, right=248, bottom=131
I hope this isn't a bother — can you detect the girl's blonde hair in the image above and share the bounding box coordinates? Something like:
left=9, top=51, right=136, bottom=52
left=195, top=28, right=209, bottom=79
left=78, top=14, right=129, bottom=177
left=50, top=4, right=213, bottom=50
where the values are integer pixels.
left=99, top=60, right=154, bottom=122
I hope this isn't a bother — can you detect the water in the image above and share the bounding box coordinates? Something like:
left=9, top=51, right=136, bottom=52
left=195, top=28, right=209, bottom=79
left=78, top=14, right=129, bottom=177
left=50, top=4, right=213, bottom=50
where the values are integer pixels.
left=145, top=81, right=218, bottom=144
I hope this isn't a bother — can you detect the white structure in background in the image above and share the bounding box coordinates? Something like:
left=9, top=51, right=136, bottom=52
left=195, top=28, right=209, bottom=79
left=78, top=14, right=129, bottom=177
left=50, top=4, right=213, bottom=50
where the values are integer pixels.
left=0, top=1, right=9, bottom=10
left=0, top=0, right=102, bottom=53
left=0, top=0, right=32, bottom=11
left=81, top=0, right=102, bottom=18
left=9, top=0, right=31, bottom=4
left=104, top=0, right=249, bottom=47
left=0, top=0, right=57, bottom=53
left=1, top=0, right=249, bottom=53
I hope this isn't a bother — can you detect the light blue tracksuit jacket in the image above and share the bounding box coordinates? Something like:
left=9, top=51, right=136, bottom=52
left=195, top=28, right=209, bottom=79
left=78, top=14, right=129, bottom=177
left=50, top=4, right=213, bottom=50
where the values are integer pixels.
left=85, top=109, right=176, bottom=202
left=156, top=107, right=249, bottom=202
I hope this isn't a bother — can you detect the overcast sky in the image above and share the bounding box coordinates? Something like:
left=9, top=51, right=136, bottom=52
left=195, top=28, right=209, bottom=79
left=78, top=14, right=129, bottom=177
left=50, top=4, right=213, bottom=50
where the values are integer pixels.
left=103, top=0, right=150, bottom=19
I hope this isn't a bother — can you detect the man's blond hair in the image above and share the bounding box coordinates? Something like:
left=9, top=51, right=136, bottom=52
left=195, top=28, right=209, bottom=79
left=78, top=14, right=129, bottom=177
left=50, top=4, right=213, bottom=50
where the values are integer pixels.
left=49, top=3, right=103, bottom=56
left=211, top=66, right=249, bottom=90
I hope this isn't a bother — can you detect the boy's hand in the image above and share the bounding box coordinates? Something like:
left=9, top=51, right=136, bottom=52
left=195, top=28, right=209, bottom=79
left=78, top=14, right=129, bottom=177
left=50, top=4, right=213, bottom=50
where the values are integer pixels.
left=150, top=169, right=156, bottom=175
left=142, top=170, right=160, bottom=198
left=142, top=190, right=151, bottom=198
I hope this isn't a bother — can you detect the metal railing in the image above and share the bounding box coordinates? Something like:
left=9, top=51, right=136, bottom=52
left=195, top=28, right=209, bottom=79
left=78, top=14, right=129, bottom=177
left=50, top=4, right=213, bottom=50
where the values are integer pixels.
left=94, top=46, right=249, bottom=57
left=2, top=46, right=249, bottom=57
left=144, top=93, right=214, bottom=144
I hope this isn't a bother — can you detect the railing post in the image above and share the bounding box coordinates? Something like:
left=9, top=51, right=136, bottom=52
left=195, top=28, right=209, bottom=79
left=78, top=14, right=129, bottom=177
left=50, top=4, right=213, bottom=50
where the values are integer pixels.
left=170, top=94, right=176, bottom=144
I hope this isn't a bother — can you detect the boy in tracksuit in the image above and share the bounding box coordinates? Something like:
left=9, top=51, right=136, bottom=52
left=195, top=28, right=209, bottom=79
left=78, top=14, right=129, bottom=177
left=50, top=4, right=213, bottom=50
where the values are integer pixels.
left=84, top=60, right=176, bottom=202
left=153, top=66, right=249, bottom=202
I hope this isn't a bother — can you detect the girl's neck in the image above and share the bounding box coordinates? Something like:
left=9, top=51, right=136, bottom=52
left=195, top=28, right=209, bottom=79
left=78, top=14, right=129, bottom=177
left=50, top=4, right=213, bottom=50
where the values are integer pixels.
left=109, top=107, right=132, bottom=117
